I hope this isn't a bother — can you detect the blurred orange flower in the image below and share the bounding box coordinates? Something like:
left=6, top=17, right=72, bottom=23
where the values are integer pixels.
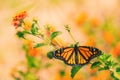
left=103, top=32, right=114, bottom=44
left=90, top=17, right=100, bottom=27
left=25, top=41, right=40, bottom=57
left=23, top=20, right=32, bottom=31
left=75, top=12, right=87, bottom=26
left=45, top=25, right=56, bottom=37
left=111, top=41, right=120, bottom=57
left=85, top=36, right=95, bottom=46
left=55, top=72, right=72, bottom=80
left=12, top=11, right=27, bottom=28
left=89, top=70, right=111, bottom=80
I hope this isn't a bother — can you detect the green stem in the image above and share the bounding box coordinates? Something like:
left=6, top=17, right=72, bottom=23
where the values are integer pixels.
left=65, top=25, right=77, bottom=43
left=68, top=31, right=77, bottom=43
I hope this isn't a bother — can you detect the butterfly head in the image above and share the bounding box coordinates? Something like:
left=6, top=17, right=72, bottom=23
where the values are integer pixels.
left=54, top=48, right=64, bottom=59
left=89, top=47, right=102, bottom=56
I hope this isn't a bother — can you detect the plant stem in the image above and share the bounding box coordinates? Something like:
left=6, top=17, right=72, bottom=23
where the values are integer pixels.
left=68, top=31, right=77, bottom=43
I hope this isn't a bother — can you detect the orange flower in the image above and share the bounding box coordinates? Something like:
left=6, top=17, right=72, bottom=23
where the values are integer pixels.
left=97, top=70, right=111, bottom=80
left=54, top=72, right=72, bottom=80
left=90, top=17, right=100, bottom=27
left=23, top=20, right=32, bottom=31
left=111, top=41, right=120, bottom=57
left=103, top=32, right=114, bottom=44
left=85, top=36, right=95, bottom=46
left=25, top=41, right=40, bottom=57
left=75, top=12, right=87, bottom=26
left=89, top=70, right=111, bottom=80
left=45, top=24, right=56, bottom=37
left=12, top=11, right=27, bottom=29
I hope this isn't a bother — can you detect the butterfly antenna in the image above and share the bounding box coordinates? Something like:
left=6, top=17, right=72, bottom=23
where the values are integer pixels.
left=65, top=25, right=77, bottom=43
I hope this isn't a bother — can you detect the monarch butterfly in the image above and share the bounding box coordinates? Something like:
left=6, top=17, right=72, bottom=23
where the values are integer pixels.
left=54, top=44, right=102, bottom=66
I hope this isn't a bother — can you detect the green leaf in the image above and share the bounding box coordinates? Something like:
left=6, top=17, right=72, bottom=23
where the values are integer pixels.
left=117, top=56, right=120, bottom=62
left=111, top=72, right=119, bottom=80
left=27, top=56, right=41, bottom=69
left=22, top=45, right=29, bottom=53
left=16, top=31, right=25, bottom=39
left=24, top=72, right=38, bottom=80
left=18, top=71, right=25, bottom=77
left=98, top=66, right=109, bottom=71
left=91, top=61, right=102, bottom=69
left=116, top=67, right=120, bottom=73
left=71, top=66, right=82, bottom=78
left=47, top=51, right=54, bottom=59
left=99, top=53, right=111, bottom=62
left=60, top=70, right=65, bottom=77
left=33, top=58, right=42, bottom=69
left=26, top=55, right=36, bottom=68
left=34, top=43, right=46, bottom=48
left=50, top=31, right=62, bottom=40
left=31, top=23, right=39, bottom=35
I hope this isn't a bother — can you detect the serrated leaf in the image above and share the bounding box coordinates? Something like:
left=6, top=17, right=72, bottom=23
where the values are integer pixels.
left=50, top=31, right=62, bottom=40
left=116, top=67, right=120, bottom=73
left=34, top=43, right=46, bottom=48
left=91, top=61, right=102, bottom=69
left=71, top=66, right=82, bottom=78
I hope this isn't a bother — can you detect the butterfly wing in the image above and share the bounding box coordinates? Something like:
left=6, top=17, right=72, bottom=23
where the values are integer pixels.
left=77, top=46, right=102, bottom=65
left=54, top=47, right=76, bottom=66
left=54, top=46, right=102, bottom=66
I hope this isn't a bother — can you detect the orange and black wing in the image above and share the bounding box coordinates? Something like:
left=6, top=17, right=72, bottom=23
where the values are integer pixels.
left=76, top=46, right=102, bottom=65
left=54, top=47, right=76, bottom=66
left=54, top=46, right=101, bottom=66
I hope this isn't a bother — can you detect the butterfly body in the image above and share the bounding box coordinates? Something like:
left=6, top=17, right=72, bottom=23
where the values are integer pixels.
left=54, top=45, right=101, bottom=66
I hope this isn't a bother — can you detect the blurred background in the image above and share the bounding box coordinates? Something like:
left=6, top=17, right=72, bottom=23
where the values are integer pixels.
left=0, top=0, right=120, bottom=80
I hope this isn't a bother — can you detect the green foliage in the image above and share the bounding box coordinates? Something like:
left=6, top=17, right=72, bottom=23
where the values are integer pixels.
left=71, top=66, right=82, bottom=78
left=16, top=31, right=25, bottom=39
left=18, top=71, right=25, bottom=77
left=60, top=70, right=65, bottom=77
left=14, top=77, right=20, bottom=80
left=50, top=31, right=62, bottom=40
left=116, top=67, right=120, bottom=73
left=47, top=51, right=54, bottom=59
left=111, top=72, right=119, bottom=80
left=24, top=71, right=38, bottom=80
left=91, top=61, right=102, bottom=69
left=117, top=56, right=120, bottom=62
left=31, top=23, right=39, bottom=35
left=99, top=53, right=111, bottom=62
left=26, top=54, right=41, bottom=69
left=34, top=43, right=46, bottom=48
